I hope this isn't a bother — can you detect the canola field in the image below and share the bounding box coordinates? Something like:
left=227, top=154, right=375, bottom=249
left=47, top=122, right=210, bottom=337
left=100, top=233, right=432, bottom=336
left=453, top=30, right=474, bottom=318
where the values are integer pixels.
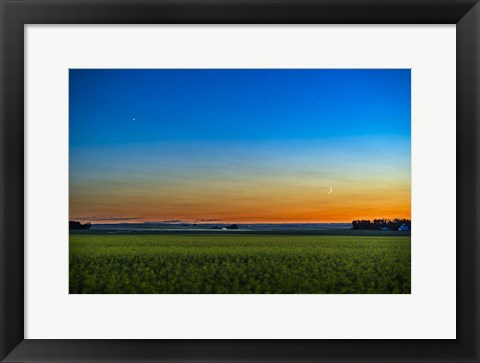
left=69, top=234, right=411, bottom=294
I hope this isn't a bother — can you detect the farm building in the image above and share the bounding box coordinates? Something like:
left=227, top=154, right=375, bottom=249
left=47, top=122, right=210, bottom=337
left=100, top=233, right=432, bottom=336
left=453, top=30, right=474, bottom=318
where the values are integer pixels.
left=398, top=223, right=409, bottom=231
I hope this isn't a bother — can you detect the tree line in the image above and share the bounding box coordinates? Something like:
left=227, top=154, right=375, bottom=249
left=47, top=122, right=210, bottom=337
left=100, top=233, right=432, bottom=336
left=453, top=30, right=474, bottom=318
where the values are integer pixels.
left=352, top=219, right=411, bottom=230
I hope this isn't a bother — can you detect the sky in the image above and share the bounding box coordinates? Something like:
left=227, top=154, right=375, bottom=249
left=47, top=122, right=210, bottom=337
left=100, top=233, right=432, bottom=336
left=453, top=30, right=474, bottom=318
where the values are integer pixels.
left=69, top=69, right=411, bottom=224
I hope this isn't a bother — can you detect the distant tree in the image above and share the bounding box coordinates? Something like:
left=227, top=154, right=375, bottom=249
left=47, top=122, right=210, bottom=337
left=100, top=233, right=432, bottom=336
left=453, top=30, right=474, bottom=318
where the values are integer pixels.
left=226, top=224, right=239, bottom=229
left=352, top=219, right=410, bottom=230
left=69, top=221, right=91, bottom=230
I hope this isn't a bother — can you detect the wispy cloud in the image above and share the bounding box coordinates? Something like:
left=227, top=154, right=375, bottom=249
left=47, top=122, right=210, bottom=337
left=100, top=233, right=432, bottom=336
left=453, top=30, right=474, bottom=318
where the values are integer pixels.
left=72, top=216, right=140, bottom=221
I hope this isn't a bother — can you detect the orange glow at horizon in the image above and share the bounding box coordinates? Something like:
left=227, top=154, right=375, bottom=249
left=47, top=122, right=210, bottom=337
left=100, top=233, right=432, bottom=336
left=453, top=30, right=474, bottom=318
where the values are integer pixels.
left=70, top=169, right=411, bottom=224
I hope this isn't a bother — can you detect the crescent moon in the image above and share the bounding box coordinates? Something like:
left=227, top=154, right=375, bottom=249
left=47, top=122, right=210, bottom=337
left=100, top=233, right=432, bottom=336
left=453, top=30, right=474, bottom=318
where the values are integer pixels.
left=328, top=186, right=333, bottom=194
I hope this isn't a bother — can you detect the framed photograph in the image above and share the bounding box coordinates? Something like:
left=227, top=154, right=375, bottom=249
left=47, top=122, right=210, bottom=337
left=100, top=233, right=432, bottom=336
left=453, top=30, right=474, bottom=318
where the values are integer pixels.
left=1, top=0, right=478, bottom=362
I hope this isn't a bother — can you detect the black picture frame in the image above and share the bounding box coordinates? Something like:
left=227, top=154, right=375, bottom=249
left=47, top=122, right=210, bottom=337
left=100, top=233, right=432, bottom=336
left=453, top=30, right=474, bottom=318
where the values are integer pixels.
left=1, top=0, right=479, bottom=362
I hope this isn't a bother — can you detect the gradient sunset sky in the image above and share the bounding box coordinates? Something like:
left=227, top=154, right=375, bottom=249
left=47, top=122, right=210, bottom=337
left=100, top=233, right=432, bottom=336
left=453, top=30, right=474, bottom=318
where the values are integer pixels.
left=69, top=69, right=410, bottom=224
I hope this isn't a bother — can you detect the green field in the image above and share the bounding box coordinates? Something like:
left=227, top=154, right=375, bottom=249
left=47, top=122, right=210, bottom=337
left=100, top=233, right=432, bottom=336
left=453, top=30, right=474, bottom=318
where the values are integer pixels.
left=69, top=234, right=411, bottom=294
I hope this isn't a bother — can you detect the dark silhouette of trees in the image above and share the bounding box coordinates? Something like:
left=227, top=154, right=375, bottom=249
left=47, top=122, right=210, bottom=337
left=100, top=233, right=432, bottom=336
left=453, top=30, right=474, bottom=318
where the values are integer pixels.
left=69, top=221, right=91, bottom=230
left=226, top=224, right=239, bottom=229
left=352, top=219, right=410, bottom=230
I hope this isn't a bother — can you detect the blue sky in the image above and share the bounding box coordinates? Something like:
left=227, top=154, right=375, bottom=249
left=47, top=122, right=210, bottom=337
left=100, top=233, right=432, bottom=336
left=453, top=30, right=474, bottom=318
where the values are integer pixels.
left=69, top=69, right=411, bottom=223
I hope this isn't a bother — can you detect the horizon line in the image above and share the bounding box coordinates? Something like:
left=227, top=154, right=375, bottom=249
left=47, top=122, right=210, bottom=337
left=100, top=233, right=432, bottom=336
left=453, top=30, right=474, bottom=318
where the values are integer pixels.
left=71, top=219, right=410, bottom=225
